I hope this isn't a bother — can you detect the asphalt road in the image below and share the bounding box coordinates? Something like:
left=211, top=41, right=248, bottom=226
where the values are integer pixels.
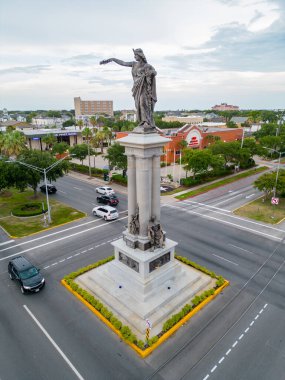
left=0, top=174, right=284, bottom=380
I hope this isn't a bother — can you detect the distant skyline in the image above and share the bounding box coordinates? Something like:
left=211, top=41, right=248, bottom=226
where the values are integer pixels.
left=0, top=0, right=284, bottom=111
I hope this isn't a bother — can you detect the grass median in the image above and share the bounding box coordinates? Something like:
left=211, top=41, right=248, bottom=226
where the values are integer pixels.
left=233, top=197, right=285, bottom=224
left=175, top=166, right=268, bottom=200
left=0, top=188, right=86, bottom=238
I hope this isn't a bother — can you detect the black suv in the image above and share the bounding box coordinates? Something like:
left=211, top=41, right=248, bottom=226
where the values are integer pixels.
left=8, top=256, right=45, bottom=294
left=40, top=184, right=57, bottom=194
left=97, top=194, right=119, bottom=206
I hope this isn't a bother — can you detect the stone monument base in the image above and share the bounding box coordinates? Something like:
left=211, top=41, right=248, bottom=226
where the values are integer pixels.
left=75, top=238, right=212, bottom=339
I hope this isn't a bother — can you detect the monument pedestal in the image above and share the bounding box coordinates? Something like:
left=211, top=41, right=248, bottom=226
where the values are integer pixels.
left=76, top=238, right=212, bottom=337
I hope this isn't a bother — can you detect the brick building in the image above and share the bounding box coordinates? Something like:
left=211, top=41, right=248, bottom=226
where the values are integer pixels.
left=116, top=124, right=243, bottom=164
left=211, top=102, right=239, bottom=111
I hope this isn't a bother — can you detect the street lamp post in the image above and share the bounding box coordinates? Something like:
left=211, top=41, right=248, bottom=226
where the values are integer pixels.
left=263, top=147, right=285, bottom=198
left=7, top=155, right=71, bottom=224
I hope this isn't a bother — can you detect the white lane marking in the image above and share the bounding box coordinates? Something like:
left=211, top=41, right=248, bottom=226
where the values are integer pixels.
left=0, top=210, right=128, bottom=253
left=245, top=193, right=255, bottom=199
left=73, top=187, right=83, bottom=190
left=245, top=327, right=249, bottom=333
left=180, top=200, right=230, bottom=213
left=259, top=309, right=264, bottom=314
left=164, top=204, right=284, bottom=241
left=228, top=190, right=238, bottom=194
left=232, top=341, right=238, bottom=348
left=43, top=266, right=50, bottom=269
left=51, top=262, right=57, bottom=266
left=23, top=305, right=85, bottom=380
left=213, top=193, right=243, bottom=206
left=212, top=254, right=239, bottom=266
left=81, top=250, right=87, bottom=253
left=0, top=216, right=128, bottom=261
left=239, top=334, right=244, bottom=340
left=74, top=253, right=80, bottom=256
left=66, top=256, right=72, bottom=260
left=210, top=365, right=217, bottom=373
left=255, top=315, right=259, bottom=320
left=203, top=375, right=210, bottom=380
left=264, top=303, right=268, bottom=308
left=57, top=190, right=66, bottom=194
left=218, top=357, right=225, bottom=364
left=0, top=240, right=15, bottom=246
left=228, top=244, right=255, bottom=255
left=226, top=349, right=231, bottom=355
left=250, top=321, right=255, bottom=326
left=167, top=202, right=285, bottom=233
left=59, top=259, right=65, bottom=263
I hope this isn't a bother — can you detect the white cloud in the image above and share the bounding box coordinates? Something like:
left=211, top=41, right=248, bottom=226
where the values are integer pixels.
left=0, top=0, right=284, bottom=110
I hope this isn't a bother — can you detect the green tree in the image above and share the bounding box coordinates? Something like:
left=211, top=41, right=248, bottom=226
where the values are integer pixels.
left=42, top=133, right=57, bottom=151
left=259, top=136, right=282, bottom=154
left=69, top=144, right=88, bottom=164
left=226, top=120, right=238, bottom=128
left=82, top=127, right=94, bottom=177
left=105, top=142, right=127, bottom=171
left=1, top=130, right=27, bottom=158
left=0, top=159, right=11, bottom=192
left=46, top=110, right=61, bottom=118
left=52, top=142, right=69, bottom=155
left=182, top=149, right=212, bottom=179
left=15, top=150, right=69, bottom=196
left=253, top=170, right=285, bottom=199
left=62, top=119, right=75, bottom=128
left=77, top=120, right=84, bottom=130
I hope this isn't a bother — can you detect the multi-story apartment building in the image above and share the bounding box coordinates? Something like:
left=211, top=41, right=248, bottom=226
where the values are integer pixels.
left=74, top=97, right=113, bottom=119
left=211, top=103, right=239, bottom=111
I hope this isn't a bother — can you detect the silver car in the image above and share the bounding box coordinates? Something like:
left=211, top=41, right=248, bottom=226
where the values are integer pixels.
left=92, top=205, right=119, bottom=221
left=95, top=186, right=115, bottom=195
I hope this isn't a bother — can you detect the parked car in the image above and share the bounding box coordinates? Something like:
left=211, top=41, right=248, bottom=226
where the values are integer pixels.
left=40, top=184, right=57, bottom=194
left=95, top=186, right=115, bottom=195
left=92, top=205, right=119, bottom=221
left=8, top=256, right=45, bottom=294
left=97, top=194, right=119, bottom=206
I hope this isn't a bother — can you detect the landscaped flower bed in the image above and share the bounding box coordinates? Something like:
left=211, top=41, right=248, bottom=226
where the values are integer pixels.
left=62, top=254, right=228, bottom=357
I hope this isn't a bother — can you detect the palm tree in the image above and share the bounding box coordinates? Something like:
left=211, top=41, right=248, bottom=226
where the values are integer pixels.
left=82, top=127, right=93, bottom=177
left=77, top=119, right=84, bottom=130
left=1, top=131, right=27, bottom=158
left=89, top=116, right=97, bottom=129
left=42, top=133, right=57, bottom=151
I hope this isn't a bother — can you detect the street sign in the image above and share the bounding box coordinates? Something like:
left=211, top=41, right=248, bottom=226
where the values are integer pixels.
left=271, top=197, right=279, bottom=205
left=146, top=319, right=152, bottom=329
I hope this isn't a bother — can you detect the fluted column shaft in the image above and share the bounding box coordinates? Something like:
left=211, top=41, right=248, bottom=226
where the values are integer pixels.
left=136, top=157, right=151, bottom=237
left=151, top=155, right=161, bottom=223
left=127, top=155, right=136, bottom=229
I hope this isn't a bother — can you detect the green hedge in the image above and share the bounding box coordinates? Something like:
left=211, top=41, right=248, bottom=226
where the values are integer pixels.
left=69, top=162, right=108, bottom=178
left=64, top=254, right=226, bottom=351
left=12, top=202, right=47, bottom=217
left=111, top=174, right=127, bottom=186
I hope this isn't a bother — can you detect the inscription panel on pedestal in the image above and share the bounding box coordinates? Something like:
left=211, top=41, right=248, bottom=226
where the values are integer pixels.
left=119, top=252, right=139, bottom=272
left=149, top=252, right=170, bottom=273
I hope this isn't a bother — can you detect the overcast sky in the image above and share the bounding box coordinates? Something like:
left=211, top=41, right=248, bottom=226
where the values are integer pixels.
left=0, top=0, right=284, bottom=111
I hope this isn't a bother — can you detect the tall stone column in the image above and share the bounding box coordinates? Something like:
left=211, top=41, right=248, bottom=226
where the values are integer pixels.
left=127, top=155, right=137, bottom=230
left=151, top=155, right=161, bottom=223
left=136, top=157, right=151, bottom=237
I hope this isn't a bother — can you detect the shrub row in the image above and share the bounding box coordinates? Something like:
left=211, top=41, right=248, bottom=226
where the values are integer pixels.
left=111, top=174, right=127, bottom=186
left=64, top=255, right=226, bottom=351
left=12, top=202, right=47, bottom=217
left=69, top=162, right=108, bottom=177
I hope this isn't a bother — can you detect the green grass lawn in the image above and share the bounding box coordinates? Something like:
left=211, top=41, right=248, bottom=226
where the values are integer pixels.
left=233, top=197, right=285, bottom=224
left=0, top=188, right=86, bottom=238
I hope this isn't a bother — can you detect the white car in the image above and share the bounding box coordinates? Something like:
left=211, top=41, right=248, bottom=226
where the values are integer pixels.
left=95, top=186, right=115, bottom=195
left=92, top=205, right=119, bottom=221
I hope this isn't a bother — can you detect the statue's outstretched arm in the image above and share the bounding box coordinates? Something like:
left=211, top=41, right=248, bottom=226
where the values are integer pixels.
left=100, top=58, right=133, bottom=67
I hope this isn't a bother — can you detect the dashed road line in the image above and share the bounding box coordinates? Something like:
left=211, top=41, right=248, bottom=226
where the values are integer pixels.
left=43, top=235, right=122, bottom=270
left=218, top=357, right=224, bottom=364
left=212, top=254, right=238, bottom=266
left=203, top=303, right=268, bottom=379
